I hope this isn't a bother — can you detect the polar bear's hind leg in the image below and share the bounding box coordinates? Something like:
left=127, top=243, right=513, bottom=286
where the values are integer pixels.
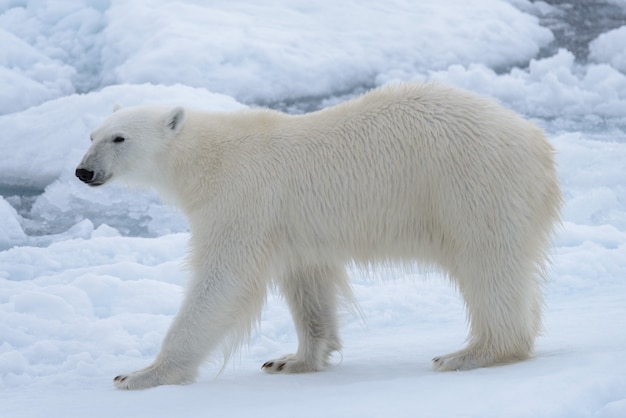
left=262, top=264, right=348, bottom=374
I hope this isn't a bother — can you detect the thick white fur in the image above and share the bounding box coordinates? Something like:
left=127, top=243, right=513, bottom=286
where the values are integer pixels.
left=77, top=82, right=561, bottom=389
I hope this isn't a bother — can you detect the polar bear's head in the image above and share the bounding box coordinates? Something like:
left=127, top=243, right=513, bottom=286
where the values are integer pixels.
left=76, top=106, right=185, bottom=187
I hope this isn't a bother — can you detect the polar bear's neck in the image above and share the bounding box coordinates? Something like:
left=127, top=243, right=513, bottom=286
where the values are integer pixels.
left=155, top=109, right=298, bottom=216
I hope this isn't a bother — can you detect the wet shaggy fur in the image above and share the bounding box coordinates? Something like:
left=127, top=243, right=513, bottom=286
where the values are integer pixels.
left=76, top=82, right=562, bottom=389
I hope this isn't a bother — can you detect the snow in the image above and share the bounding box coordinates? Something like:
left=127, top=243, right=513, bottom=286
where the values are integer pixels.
left=1, top=0, right=625, bottom=417
left=99, top=0, right=552, bottom=105
left=0, top=196, right=26, bottom=248
left=409, top=49, right=626, bottom=122
left=0, top=0, right=552, bottom=114
left=590, top=25, right=626, bottom=73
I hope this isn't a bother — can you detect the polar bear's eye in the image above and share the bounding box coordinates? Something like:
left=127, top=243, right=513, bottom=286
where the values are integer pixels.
left=113, top=136, right=126, bottom=143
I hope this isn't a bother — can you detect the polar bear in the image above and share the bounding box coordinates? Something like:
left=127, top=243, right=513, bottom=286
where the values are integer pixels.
left=76, top=82, right=561, bottom=390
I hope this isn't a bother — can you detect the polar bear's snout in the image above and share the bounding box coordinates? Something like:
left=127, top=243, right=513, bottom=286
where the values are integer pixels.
left=75, top=164, right=111, bottom=186
left=76, top=141, right=115, bottom=186
left=75, top=168, right=95, bottom=183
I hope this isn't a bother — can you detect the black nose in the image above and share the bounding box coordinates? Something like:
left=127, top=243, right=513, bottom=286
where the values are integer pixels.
left=75, top=168, right=95, bottom=183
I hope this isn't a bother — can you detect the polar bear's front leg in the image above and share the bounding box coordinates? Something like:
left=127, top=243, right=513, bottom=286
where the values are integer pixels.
left=114, top=262, right=267, bottom=389
left=262, top=264, right=347, bottom=374
left=113, top=290, right=210, bottom=389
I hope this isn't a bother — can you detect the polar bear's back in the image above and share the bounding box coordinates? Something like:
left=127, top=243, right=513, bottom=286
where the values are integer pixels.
left=174, top=83, right=560, bottom=268
left=254, top=83, right=559, bottom=265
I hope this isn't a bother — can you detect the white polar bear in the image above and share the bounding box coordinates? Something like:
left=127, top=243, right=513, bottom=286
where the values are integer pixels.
left=76, top=82, right=561, bottom=390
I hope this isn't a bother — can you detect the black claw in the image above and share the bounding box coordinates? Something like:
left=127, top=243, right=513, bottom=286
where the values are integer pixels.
left=262, top=361, right=274, bottom=369
left=277, top=363, right=285, bottom=372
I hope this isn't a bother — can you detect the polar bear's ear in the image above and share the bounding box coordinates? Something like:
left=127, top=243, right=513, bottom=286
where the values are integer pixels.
left=112, top=103, right=122, bottom=112
left=166, top=107, right=185, bottom=133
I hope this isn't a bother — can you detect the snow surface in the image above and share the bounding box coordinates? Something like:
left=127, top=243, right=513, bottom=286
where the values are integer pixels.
left=1, top=1, right=625, bottom=417
left=590, top=25, right=626, bottom=73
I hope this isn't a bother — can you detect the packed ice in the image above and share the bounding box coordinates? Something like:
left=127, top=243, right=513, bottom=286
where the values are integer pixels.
left=0, top=1, right=625, bottom=417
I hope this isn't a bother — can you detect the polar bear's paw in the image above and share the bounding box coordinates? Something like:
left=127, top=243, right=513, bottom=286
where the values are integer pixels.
left=113, top=364, right=196, bottom=390
left=432, top=349, right=486, bottom=372
left=433, top=344, right=530, bottom=371
left=261, top=354, right=322, bottom=374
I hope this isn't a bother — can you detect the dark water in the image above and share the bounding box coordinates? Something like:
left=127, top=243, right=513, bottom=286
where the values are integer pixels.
left=534, top=0, right=626, bottom=139
left=538, top=0, right=626, bottom=62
